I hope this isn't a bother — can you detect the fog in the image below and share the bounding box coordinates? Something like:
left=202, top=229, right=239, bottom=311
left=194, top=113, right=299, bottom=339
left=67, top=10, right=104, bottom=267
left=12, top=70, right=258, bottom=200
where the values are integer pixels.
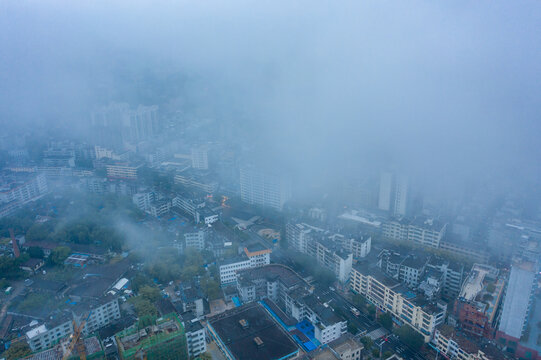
left=1, top=0, right=540, bottom=202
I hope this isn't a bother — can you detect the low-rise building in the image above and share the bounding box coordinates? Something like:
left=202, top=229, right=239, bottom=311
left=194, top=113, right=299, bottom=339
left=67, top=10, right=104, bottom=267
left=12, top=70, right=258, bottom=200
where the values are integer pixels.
left=433, top=325, right=506, bottom=360
left=454, top=264, right=504, bottom=339
left=184, top=230, right=206, bottom=251
left=105, top=162, right=142, bottom=180
left=383, top=217, right=447, bottom=249
left=328, top=333, right=364, bottom=360
left=350, top=262, right=446, bottom=342
left=307, top=237, right=352, bottom=283
left=340, top=235, right=372, bottom=259
left=218, top=243, right=271, bottom=285
left=149, top=200, right=171, bottom=218
left=132, top=191, right=155, bottom=212
left=182, top=313, right=207, bottom=358
left=207, top=303, right=299, bottom=360
left=25, top=296, right=121, bottom=352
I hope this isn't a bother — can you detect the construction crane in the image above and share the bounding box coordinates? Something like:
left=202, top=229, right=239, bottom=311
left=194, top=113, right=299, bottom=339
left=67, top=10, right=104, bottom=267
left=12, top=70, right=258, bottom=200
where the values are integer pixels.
left=62, top=312, right=91, bottom=360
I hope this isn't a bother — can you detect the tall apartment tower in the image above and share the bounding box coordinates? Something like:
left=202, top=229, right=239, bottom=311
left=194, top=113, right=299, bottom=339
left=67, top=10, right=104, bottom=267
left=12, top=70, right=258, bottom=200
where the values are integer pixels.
left=378, top=172, right=393, bottom=211
left=393, top=175, right=408, bottom=217
left=240, top=166, right=292, bottom=211
left=91, top=103, right=159, bottom=149
left=191, top=146, right=209, bottom=170
left=378, top=172, right=409, bottom=217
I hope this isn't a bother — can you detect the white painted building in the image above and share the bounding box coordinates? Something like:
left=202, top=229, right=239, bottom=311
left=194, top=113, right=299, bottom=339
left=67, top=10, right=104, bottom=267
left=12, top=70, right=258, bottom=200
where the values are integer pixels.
left=218, top=245, right=271, bottom=285
left=239, top=166, right=292, bottom=211
left=191, top=146, right=209, bottom=170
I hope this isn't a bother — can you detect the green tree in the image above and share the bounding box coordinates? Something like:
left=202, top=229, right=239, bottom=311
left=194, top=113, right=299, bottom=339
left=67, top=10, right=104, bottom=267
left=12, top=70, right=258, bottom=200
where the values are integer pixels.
left=49, top=246, right=71, bottom=265
left=139, top=285, right=161, bottom=303
left=1, top=341, right=31, bottom=360
left=352, top=294, right=367, bottom=309
left=0, top=256, right=24, bottom=279
left=395, top=325, right=424, bottom=351
left=383, top=351, right=393, bottom=359
left=367, top=304, right=376, bottom=319
left=201, top=276, right=221, bottom=300
left=25, top=223, right=52, bottom=242
left=378, top=312, right=393, bottom=330
left=372, top=349, right=380, bottom=357
left=347, top=322, right=359, bottom=334
left=131, top=274, right=153, bottom=293
left=131, top=297, right=158, bottom=318
left=361, top=336, right=373, bottom=350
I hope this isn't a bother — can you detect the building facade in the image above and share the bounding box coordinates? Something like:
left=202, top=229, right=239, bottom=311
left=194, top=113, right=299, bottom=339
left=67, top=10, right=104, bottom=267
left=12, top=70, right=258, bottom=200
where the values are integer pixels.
left=240, top=167, right=292, bottom=211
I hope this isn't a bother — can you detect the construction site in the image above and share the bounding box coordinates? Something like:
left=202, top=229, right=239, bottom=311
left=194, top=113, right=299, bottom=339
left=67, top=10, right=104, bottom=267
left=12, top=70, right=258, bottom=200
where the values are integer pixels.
left=115, top=313, right=188, bottom=360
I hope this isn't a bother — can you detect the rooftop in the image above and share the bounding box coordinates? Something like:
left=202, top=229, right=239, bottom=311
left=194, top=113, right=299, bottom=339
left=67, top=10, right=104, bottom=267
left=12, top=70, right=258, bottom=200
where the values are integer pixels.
left=328, top=333, right=363, bottom=354
left=237, top=264, right=306, bottom=289
left=459, top=264, right=499, bottom=301
left=208, top=303, right=299, bottom=360
left=353, top=261, right=401, bottom=289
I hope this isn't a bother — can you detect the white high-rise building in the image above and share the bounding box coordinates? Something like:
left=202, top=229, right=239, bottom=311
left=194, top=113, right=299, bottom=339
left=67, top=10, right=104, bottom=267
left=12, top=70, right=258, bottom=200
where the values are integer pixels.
left=91, top=103, right=159, bottom=149
left=240, top=167, right=292, bottom=211
left=393, top=175, right=408, bottom=217
left=191, top=146, right=209, bottom=170
left=378, top=172, right=409, bottom=216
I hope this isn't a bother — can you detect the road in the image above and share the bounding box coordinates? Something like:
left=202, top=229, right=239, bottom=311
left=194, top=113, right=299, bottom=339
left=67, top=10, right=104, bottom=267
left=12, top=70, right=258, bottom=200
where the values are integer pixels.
left=377, top=336, right=429, bottom=360
left=0, top=279, right=25, bottom=325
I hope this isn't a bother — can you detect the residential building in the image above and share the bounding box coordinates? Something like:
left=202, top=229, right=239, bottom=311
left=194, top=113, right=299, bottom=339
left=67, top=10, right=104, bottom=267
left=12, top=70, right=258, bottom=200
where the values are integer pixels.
left=172, top=195, right=206, bottom=223
left=236, top=264, right=309, bottom=304
left=91, top=103, right=159, bottom=149
left=340, top=235, right=372, bottom=259
left=285, top=293, right=348, bottom=344
left=148, top=200, right=171, bottom=218
left=207, top=303, right=299, bottom=360
left=382, top=217, right=447, bottom=249
left=0, top=172, right=48, bottom=205
left=426, top=258, right=465, bottom=300
left=307, top=237, right=352, bottom=283
left=191, top=145, right=209, bottom=170
left=25, top=296, right=120, bottom=352
left=328, top=333, right=364, bottom=360
left=393, top=175, right=409, bottom=217
left=350, top=262, right=447, bottom=341
left=286, top=223, right=352, bottom=283
left=454, top=264, right=504, bottom=339
left=439, top=239, right=489, bottom=264
left=132, top=191, right=155, bottom=212
left=184, top=230, right=206, bottom=251
left=183, top=314, right=207, bottom=358
left=177, top=282, right=205, bottom=317
left=378, top=172, right=409, bottom=216
left=240, top=166, right=292, bottom=211
left=105, top=162, right=141, bottom=180
left=286, top=222, right=322, bottom=254
left=433, top=325, right=506, bottom=360
left=174, top=171, right=218, bottom=194
left=218, top=243, right=271, bottom=285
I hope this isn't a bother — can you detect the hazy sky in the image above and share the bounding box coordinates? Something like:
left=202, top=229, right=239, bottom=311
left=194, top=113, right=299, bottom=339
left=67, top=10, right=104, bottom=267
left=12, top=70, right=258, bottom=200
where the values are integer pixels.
left=1, top=1, right=540, bottom=194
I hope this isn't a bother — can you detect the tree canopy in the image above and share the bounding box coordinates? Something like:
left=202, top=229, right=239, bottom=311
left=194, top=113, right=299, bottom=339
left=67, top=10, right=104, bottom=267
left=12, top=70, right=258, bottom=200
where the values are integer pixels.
left=395, top=324, right=424, bottom=351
